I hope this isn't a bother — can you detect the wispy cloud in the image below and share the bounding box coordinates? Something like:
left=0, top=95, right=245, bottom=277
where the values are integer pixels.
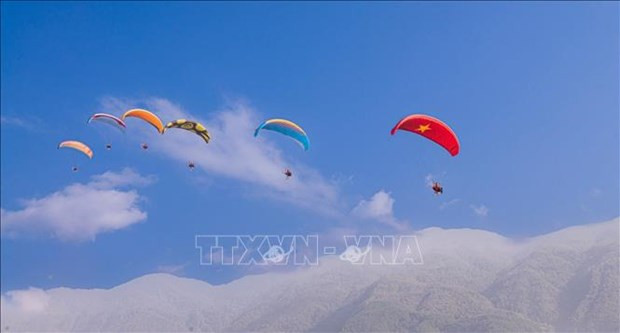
left=156, top=263, right=188, bottom=275
left=0, top=115, right=44, bottom=131
left=425, top=173, right=446, bottom=188
left=90, top=168, right=157, bottom=189
left=440, top=198, right=461, bottom=210
left=470, top=204, right=489, bottom=217
left=425, top=174, right=435, bottom=187
left=1, top=168, right=153, bottom=241
left=1, top=116, right=27, bottom=127
left=352, top=190, right=409, bottom=231
left=99, top=97, right=341, bottom=215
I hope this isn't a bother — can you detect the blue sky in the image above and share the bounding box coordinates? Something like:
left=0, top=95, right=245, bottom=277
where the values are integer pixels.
left=1, top=2, right=618, bottom=291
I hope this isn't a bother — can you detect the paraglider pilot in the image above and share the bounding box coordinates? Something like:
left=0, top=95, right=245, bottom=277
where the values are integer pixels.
left=141, top=143, right=149, bottom=150
left=188, top=161, right=195, bottom=170
left=283, top=168, right=293, bottom=179
left=432, top=182, right=443, bottom=195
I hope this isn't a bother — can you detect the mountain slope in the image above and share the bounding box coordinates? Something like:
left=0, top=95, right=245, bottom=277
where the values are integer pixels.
left=2, top=219, right=618, bottom=332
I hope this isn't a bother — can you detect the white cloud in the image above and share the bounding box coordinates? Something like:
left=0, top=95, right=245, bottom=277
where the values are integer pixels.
left=352, top=190, right=408, bottom=230
left=1, top=168, right=152, bottom=241
left=352, top=190, right=394, bottom=219
left=89, top=168, right=156, bottom=189
left=0, top=288, right=49, bottom=313
left=99, top=97, right=341, bottom=214
left=470, top=204, right=489, bottom=217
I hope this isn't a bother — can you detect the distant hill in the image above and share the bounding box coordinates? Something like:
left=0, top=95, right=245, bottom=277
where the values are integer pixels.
left=2, top=219, right=618, bottom=332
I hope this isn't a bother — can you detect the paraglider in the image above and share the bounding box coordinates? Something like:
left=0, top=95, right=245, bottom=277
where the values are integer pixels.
left=87, top=113, right=126, bottom=150
left=254, top=118, right=309, bottom=151
left=163, top=119, right=210, bottom=144
left=283, top=168, right=293, bottom=179
left=141, top=143, right=149, bottom=150
left=432, top=182, right=443, bottom=195
left=188, top=161, right=196, bottom=170
left=391, top=114, right=460, bottom=156
left=87, top=113, right=126, bottom=132
left=58, top=140, right=93, bottom=172
left=121, top=108, right=164, bottom=134
left=58, top=140, right=93, bottom=159
left=391, top=114, right=459, bottom=194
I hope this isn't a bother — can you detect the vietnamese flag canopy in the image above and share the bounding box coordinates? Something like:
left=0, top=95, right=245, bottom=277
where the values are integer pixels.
left=390, top=114, right=460, bottom=156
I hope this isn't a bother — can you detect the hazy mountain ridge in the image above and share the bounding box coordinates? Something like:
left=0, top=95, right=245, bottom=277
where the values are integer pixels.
left=2, top=219, right=618, bottom=332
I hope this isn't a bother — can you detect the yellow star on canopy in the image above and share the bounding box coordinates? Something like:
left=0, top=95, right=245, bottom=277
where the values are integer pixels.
left=416, top=124, right=431, bottom=133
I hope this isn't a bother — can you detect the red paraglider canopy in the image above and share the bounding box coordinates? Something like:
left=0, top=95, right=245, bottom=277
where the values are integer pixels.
left=391, top=114, right=460, bottom=156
